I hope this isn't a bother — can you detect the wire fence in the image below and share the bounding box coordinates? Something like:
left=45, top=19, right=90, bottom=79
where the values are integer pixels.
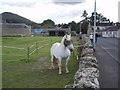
left=2, top=38, right=60, bottom=62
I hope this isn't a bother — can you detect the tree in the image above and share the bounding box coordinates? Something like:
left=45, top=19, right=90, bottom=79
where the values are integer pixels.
left=115, top=22, right=120, bottom=26
left=80, top=21, right=89, bottom=34
left=62, top=23, right=69, bottom=28
left=43, top=19, right=55, bottom=26
left=81, top=10, right=88, bottom=20
left=57, top=24, right=62, bottom=27
left=41, top=19, right=55, bottom=28
left=89, top=12, right=111, bottom=26
left=68, top=21, right=78, bottom=32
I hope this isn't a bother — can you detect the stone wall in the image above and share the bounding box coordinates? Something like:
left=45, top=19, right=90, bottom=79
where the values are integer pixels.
left=65, top=36, right=100, bottom=89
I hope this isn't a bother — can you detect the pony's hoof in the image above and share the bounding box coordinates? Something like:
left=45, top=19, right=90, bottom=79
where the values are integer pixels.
left=66, top=71, right=69, bottom=74
left=59, top=72, right=62, bottom=75
left=59, top=73, right=62, bottom=75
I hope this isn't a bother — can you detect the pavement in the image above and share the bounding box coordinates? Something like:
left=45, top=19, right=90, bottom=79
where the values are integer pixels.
left=94, top=37, right=119, bottom=89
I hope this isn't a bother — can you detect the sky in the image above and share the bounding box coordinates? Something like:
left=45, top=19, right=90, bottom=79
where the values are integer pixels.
left=0, top=0, right=119, bottom=24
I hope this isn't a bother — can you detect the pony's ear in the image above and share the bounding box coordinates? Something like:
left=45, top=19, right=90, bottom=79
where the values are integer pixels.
left=67, top=32, right=70, bottom=35
left=65, top=34, right=67, bottom=38
left=69, top=34, right=71, bottom=38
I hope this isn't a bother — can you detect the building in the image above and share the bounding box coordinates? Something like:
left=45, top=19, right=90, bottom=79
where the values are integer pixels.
left=1, top=23, right=31, bottom=36
left=101, top=26, right=120, bottom=38
left=41, top=27, right=71, bottom=36
left=91, top=26, right=112, bottom=36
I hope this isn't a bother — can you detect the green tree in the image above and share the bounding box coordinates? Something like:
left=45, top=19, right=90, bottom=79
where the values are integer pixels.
left=81, top=10, right=88, bottom=21
left=41, top=19, right=55, bottom=28
left=68, top=21, right=78, bottom=32
left=90, top=12, right=111, bottom=26
left=79, top=21, right=89, bottom=34
left=62, top=23, right=69, bottom=28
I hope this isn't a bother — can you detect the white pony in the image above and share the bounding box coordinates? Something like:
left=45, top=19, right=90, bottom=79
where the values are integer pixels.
left=50, top=34, right=74, bottom=75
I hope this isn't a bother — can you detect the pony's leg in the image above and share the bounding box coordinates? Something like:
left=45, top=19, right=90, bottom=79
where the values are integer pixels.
left=66, top=57, right=70, bottom=74
left=58, top=58, right=62, bottom=75
left=51, top=56, right=55, bottom=69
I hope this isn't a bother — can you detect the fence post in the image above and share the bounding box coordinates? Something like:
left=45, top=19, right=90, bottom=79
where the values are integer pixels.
left=27, top=47, right=30, bottom=61
left=36, top=41, right=38, bottom=55
left=51, top=39, right=52, bottom=46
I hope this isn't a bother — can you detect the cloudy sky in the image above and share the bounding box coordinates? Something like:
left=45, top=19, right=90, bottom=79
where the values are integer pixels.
left=0, top=0, right=119, bottom=24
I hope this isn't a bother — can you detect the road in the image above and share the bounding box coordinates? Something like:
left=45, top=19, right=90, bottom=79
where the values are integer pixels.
left=94, top=37, right=119, bottom=88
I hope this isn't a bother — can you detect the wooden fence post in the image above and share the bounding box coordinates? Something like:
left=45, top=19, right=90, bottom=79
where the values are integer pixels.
left=27, top=47, right=30, bottom=61
left=51, top=39, right=52, bottom=46
left=36, top=41, right=38, bottom=55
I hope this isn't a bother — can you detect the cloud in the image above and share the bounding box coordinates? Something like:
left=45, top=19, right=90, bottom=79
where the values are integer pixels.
left=0, top=0, right=36, bottom=7
left=52, top=0, right=86, bottom=5
left=1, top=2, right=36, bottom=7
left=37, top=3, right=83, bottom=23
left=0, top=0, right=91, bottom=24
left=0, top=0, right=119, bottom=24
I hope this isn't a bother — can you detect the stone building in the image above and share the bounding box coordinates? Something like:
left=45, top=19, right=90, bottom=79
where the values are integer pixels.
left=1, top=23, right=31, bottom=36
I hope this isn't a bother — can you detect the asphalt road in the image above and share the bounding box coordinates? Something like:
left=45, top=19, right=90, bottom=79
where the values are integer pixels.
left=94, top=37, right=119, bottom=89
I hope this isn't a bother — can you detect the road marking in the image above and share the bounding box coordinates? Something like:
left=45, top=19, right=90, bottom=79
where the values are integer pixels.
left=101, top=46, right=120, bottom=64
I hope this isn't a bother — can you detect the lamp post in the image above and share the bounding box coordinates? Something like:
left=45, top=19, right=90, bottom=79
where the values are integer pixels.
left=93, top=0, right=96, bottom=50
left=79, top=21, right=81, bottom=34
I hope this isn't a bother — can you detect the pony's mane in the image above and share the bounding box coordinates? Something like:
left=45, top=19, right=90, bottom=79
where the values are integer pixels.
left=61, top=34, right=71, bottom=45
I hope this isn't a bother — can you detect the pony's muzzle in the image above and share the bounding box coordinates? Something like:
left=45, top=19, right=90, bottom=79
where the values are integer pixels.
left=70, top=48, right=74, bottom=52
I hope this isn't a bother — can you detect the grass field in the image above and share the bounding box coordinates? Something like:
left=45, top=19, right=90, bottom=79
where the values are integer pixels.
left=2, top=36, right=79, bottom=88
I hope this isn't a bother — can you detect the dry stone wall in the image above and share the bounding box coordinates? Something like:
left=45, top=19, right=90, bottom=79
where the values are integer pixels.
left=65, top=36, right=100, bottom=89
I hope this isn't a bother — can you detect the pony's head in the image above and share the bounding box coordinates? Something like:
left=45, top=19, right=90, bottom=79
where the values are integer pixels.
left=62, top=34, right=74, bottom=52
left=64, top=34, right=71, bottom=46
left=67, top=43, right=74, bottom=52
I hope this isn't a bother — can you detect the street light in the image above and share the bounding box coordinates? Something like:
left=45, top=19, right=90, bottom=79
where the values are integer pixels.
left=93, top=0, right=96, bottom=50
left=79, top=21, right=82, bottom=34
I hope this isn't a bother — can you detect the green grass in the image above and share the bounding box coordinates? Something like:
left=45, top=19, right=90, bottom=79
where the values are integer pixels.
left=2, top=36, right=79, bottom=88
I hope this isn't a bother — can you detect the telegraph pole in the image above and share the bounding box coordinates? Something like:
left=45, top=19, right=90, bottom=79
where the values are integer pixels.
left=93, top=0, right=96, bottom=50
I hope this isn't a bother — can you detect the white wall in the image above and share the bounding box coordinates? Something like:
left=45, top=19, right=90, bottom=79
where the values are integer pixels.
left=117, top=29, right=120, bottom=38
left=102, top=31, right=108, bottom=37
left=102, top=30, right=120, bottom=38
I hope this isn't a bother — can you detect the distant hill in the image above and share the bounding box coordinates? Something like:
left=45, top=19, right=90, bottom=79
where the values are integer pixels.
left=0, top=12, right=40, bottom=28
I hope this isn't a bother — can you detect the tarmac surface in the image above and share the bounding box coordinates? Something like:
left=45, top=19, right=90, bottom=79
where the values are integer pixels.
left=94, top=37, right=119, bottom=89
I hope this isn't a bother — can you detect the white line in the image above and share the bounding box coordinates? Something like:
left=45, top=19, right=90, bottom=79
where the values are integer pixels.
left=103, top=48, right=111, bottom=50
left=1, top=46, right=26, bottom=50
left=29, top=48, right=37, bottom=55
left=2, top=53, right=25, bottom=56
left=101, top=46, right=120, bottom=64
left=29, top=42, right=36, bottom=48
left=37, top=44, right=49, bottom=50
left=29, top=39, right=50, bottom=49
left=29, top=43, right=49, bottom=56
left=38, top=46, right=44, bottom=50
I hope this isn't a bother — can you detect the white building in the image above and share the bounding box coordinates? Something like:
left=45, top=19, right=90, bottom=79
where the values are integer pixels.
left=102, top=26, right=120, bottom=38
